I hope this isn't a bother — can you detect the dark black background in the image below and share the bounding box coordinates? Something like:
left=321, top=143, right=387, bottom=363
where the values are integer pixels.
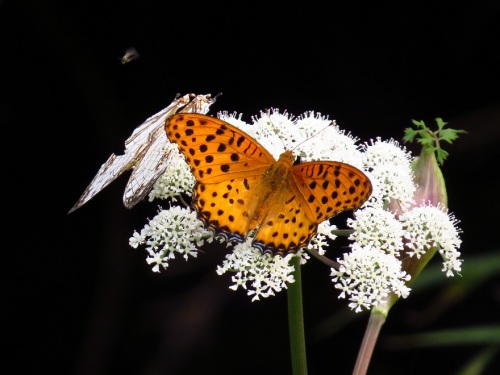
left=2, top=1, right=500, bottom=374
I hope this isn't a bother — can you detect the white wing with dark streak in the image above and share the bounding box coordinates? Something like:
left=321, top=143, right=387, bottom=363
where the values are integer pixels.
left=69, top=93, right=218, bottom=213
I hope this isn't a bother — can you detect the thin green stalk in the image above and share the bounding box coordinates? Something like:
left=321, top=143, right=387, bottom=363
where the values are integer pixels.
left=352, top=308, right=387, bottom=375
left=287, top=255, right=308, bottom=375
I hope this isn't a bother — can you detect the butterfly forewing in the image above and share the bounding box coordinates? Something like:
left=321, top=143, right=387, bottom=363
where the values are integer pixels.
left=165, top=114, right=276, bottom=183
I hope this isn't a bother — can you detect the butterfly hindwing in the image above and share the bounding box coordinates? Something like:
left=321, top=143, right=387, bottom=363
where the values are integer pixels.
left=290, top=161, right=372, bottom=223
left=252, top=187, right=318, bottom=255
left=193, top=175, right=264, bottom=244
left=124, top=131, right=173, bottom=208
left=252, top=160, right=372, bottom=255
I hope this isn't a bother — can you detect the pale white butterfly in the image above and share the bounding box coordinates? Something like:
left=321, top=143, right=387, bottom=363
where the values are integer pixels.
left=69, top=93, right=219, bottom=213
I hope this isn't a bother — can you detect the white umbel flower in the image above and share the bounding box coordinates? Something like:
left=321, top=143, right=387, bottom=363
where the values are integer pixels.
left=400, top=204, right=462, bottom=276
left=129, top=206, right=214, bottom=272
left=131, top=107, right=463, bottom=309
left=347, top=206, right=405, bottom=256
left=216, top=238, right=296, bottom=301
left=148, top=143, right=196, bottom=202
left=362, top=138, right=416, bottom=208
left=331, top=243, right=411, bottom=312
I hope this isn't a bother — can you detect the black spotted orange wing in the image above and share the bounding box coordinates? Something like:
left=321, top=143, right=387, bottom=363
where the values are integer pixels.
left=165, top=113, right=372, bottom=256
left=251, top=159, right=372, bottom=255
left=166, top=113, right=276, bottom=243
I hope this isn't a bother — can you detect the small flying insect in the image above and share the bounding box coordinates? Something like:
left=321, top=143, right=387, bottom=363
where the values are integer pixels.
left=120, top=47, right=140, bottom=64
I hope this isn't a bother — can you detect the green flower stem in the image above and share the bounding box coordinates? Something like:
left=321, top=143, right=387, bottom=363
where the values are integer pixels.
left=352, top=308, right=387, bottom=375
left=287, top=255, right=308, bottom=375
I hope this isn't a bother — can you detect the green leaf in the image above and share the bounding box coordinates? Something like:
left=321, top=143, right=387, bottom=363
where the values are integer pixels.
left=435, top=117, right=448, bottom=131
left=440, top=128, right=468, bottom=143
left=403, top=128, right=418, bottom=142
left=436, top=149, right=449, bottom=164
left=403, top=117, right=466, bottom=165
left=411, top=119, right=426, bottom=128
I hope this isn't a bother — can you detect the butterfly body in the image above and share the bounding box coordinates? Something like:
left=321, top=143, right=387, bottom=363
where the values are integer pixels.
left=166, top=113, right=372, bottom=256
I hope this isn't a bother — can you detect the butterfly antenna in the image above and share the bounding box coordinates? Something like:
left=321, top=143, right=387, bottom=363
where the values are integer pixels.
left=292, top=120, right=336, bottom=153
left=264, top=109, right=288, bottom=150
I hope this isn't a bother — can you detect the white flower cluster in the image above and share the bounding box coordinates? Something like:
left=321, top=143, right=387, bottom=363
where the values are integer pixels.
left=362, top=137, right=416, bottom=208
left=338, top=140, right=463, bottom=310
left=129, top=108, right=463, bottom=312
left=331, top=243, right=411, bottom=312
left=307, top=221, right=339, bottom=256
left=347, top=206, right=405, bottom=256
left=215, top=221, right=338, bottom=299
left=129, top=206, right=214, bottom=272
left=148, top=143, right=196, bottom=202
left=216, top=238, right=296, bottom=301
left=222, top=109, right=365, bottom=170
left=400, top=204, right=462, bottom=276
left=342, top=201, right=462, bottom=309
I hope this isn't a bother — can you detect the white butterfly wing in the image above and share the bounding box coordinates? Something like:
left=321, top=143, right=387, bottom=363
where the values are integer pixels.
left=69, top=93, right=217, bottom=213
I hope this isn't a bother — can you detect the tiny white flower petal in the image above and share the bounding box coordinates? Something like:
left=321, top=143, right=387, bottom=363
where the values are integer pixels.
left=306, top=221, right=338, bottom=256
left=217, top=111, right=250, bottom=128
left=129, top=231, right=145, bottom=248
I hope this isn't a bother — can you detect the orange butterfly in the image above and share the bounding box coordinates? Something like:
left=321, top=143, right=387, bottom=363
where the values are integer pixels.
left=165, top=113, right=372, bottom=256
